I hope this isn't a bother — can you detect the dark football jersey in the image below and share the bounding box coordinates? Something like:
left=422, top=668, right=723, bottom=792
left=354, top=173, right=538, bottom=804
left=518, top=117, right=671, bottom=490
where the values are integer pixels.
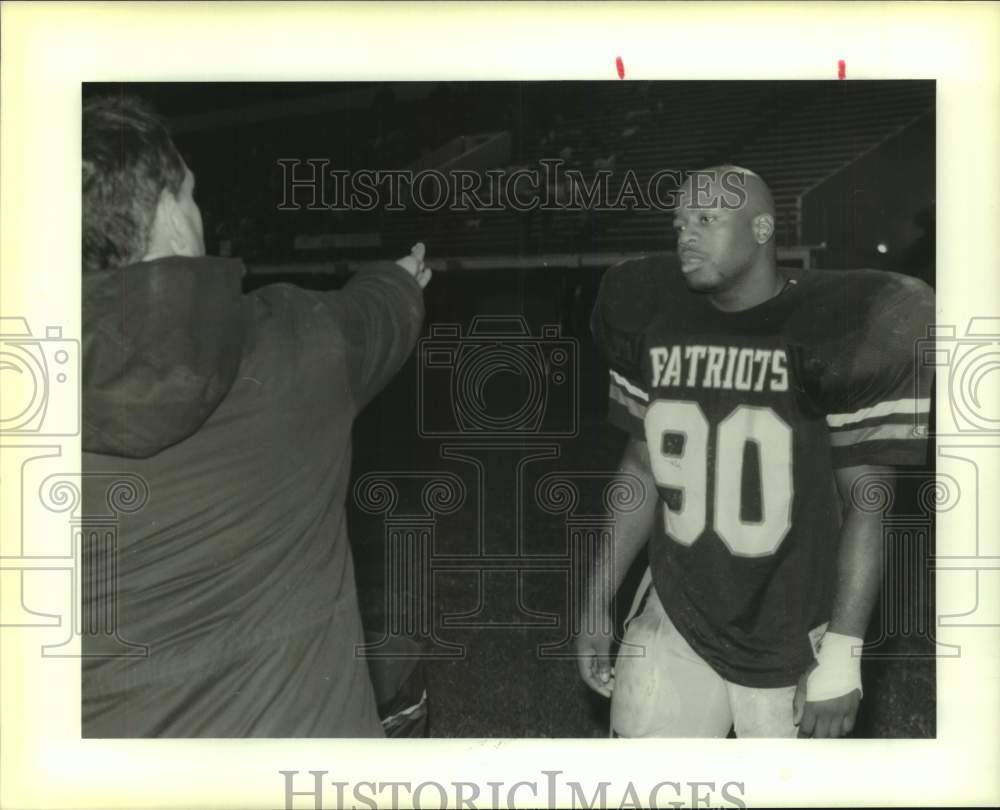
left=592, top=254, right=934, bottom=687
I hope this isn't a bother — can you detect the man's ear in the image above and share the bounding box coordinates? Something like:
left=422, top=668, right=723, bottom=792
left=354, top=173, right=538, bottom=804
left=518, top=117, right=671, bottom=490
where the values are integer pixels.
left=753, top=213, right=775, bottom=245
left=142, top=188, right=176, bottom=262
left=163, top=189, right=193, bottom=256
left=143, top=187, right=199, bottom=261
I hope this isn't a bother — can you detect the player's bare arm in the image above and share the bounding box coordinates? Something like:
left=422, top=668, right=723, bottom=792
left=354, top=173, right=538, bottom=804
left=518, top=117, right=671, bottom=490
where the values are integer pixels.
left=794, top=463, right=892, bottom=738
left=575, top=437, right=658, bottom=698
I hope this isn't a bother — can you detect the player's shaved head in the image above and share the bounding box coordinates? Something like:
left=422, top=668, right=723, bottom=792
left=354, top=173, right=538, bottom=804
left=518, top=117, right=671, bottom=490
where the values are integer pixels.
left=678, top=165, right=775, bottom=220
left=723, top=165, right=774, bottom=218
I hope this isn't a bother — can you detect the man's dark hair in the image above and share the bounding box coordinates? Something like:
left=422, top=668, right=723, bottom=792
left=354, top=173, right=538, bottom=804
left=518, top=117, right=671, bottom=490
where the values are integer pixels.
left=82, top=95, right=186, bottom=273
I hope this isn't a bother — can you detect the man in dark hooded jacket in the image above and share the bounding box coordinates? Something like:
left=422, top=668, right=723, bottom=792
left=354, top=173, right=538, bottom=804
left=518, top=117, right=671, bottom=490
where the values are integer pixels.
left=80, top=95, right=430, bottom=737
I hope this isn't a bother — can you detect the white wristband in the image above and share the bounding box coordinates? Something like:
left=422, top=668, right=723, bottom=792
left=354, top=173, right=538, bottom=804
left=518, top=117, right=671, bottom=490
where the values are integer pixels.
left=806, top=632, right=864, bottom=701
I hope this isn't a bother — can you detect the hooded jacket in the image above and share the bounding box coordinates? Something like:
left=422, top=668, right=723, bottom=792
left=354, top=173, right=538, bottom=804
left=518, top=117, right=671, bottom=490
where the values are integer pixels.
left=80, top=255, right=424, bottom=737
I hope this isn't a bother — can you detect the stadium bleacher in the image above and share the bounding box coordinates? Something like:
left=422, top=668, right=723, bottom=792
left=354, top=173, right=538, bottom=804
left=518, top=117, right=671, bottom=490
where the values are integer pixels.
left=375, top=81, right=934, bottom=259
left=104, top=80, right=933, bottom=266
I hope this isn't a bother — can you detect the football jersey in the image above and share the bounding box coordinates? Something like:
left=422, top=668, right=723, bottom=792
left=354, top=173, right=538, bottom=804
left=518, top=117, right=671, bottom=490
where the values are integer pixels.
left=592, top=254, right=934, bottom=687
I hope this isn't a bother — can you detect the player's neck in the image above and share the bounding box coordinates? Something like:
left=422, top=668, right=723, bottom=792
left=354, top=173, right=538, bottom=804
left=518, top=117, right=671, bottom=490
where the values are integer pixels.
left=708, top=261, right=786, bottom=313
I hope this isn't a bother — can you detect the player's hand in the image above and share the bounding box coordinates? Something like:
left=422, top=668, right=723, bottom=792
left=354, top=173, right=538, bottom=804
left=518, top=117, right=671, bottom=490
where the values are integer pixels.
left=793, top=670, right=861, bottom=738
left=575, top=620, right=615, bottom=698
left=395, top=242, right=432, bottom=288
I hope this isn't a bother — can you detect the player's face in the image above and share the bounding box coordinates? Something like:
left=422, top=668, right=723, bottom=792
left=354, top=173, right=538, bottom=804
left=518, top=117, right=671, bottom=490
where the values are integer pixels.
left=672, top=194, right=757, bottom=294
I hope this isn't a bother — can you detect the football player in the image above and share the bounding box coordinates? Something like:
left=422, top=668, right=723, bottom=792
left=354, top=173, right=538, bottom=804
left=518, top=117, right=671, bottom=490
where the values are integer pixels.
left=576, top=166, right=933, bottom=737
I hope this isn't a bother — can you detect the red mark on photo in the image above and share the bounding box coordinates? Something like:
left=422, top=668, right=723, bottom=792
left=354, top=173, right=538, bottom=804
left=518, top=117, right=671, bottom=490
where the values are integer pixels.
left=616, top=56, right=625, bottom=80
left=838, top=59, right=846, bottom=80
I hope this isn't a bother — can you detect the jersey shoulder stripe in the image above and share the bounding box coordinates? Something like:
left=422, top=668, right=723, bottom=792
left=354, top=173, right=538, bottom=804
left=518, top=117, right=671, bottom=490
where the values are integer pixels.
left=610, top=368, right=650, bottom=403
left=826, top=396, right=931, bottom=428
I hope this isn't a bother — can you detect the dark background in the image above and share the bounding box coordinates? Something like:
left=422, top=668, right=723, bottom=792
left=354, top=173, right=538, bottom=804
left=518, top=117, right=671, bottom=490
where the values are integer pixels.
left=84, top=81, right=939, bottom=737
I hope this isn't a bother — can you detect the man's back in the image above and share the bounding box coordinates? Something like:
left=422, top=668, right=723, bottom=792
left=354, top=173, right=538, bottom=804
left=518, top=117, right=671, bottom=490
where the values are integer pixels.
left=81, top=256, right=424, bottom=736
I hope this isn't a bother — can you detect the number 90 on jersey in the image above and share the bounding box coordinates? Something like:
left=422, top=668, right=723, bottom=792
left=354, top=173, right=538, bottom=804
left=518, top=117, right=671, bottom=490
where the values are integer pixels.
left=644, top=400, right=793, bottom=558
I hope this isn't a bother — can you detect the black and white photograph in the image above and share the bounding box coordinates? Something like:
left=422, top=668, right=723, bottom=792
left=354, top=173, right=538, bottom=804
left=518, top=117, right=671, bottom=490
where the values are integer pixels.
left=77, top=78, right=938, bottom=742
left=2, top=4, right=998, bottom=810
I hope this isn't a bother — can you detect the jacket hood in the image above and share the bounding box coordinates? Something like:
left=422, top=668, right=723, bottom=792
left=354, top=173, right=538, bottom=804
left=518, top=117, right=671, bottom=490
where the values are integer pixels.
left=82, top=255, right=246, bottom=458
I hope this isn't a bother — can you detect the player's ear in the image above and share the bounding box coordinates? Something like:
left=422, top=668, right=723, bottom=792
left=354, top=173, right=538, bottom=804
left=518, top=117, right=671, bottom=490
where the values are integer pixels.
left=752, top=213, right=775, bottom=245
